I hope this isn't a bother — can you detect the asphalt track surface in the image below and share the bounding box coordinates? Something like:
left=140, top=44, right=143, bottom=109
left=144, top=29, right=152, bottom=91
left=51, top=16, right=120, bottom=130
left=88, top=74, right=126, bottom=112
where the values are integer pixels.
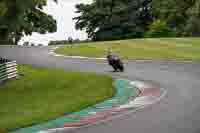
left=1, top=46, right=200, bottom=133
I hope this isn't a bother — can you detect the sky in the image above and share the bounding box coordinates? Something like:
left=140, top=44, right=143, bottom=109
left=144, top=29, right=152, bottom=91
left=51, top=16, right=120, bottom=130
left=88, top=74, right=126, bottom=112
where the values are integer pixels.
left=19, top=0, right=92, bottom=45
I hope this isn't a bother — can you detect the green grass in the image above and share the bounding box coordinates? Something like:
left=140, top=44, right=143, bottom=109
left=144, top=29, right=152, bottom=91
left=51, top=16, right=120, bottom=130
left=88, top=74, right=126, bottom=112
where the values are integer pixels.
left=56, top=38, right=200, bottom=60
left=0, top=65, right=114, bottom=132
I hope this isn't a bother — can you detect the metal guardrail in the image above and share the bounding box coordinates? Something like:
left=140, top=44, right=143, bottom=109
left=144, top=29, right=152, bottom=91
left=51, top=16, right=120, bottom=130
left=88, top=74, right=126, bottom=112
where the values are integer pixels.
left=0, top=58, right=18, bottom=82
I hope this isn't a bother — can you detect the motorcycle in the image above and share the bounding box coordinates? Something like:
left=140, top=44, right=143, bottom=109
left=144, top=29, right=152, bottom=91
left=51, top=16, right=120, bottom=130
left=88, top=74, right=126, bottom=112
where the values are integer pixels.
left=107, top=54, right=124, bottom=72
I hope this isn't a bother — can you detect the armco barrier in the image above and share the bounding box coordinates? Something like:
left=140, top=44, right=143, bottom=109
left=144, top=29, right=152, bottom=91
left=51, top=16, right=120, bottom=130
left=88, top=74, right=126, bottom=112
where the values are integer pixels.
left=0, top=58, right=18, bottom=82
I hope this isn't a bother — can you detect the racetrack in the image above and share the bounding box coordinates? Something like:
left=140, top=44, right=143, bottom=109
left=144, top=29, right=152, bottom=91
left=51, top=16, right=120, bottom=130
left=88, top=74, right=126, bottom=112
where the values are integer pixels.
left=1, top=46, right=200, bottom=133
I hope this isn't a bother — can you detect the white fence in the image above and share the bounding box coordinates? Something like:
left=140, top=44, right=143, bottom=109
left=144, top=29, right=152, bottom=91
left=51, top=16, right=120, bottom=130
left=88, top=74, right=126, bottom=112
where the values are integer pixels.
left=0, top=58, right=18, bottom=82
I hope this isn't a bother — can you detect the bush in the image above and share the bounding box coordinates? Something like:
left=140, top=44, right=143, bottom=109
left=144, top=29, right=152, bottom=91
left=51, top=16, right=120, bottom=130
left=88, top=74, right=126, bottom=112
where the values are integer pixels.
left=48, top=40, right=69, bottom=45
left=23, top=42, right=29, bottom=46
left=145, top=20, right=177, bottom=38
left=38, top=44, right=43, bottom=46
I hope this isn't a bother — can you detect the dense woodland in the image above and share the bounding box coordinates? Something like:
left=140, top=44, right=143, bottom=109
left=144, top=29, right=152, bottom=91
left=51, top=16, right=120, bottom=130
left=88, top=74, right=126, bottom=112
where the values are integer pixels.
left=74, top=0, right=200, bottom=41
left=0, top=0, right=200, bottom=44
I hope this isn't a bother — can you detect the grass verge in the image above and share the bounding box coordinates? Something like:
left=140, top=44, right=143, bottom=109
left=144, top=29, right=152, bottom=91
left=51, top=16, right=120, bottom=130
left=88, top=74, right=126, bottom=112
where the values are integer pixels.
left=0, top=65, right=114, bottom=132
left=55, top=38, right=200, bottom=60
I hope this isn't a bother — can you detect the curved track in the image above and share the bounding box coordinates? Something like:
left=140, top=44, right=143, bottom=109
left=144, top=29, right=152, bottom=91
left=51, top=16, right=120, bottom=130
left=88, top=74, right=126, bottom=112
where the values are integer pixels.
left=1, top=46, right=200, bottom=133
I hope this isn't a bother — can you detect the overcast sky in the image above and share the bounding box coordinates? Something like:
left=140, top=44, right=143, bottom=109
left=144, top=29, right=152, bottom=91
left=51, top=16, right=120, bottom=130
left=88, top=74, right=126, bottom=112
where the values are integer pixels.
left=20, top=0, right=92, bottom=45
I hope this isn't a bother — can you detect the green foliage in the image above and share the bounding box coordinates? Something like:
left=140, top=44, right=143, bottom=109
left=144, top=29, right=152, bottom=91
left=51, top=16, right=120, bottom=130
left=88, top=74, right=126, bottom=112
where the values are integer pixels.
left=184, top=1, right=200, bottom=36
left=74, top=0, right=200, bottom=39
left=145, top=20, right=176, bottom=37
left=49, top=40, right=71, bottom=45
left=74, top=0, right=153, bottom=41
left=0, top=0, right=57, bottom=45
left=0, top=1, right=7, bottom=16
left=152, top=0, right=200, bottom=37
left=49, top=39, right=91, bottom=46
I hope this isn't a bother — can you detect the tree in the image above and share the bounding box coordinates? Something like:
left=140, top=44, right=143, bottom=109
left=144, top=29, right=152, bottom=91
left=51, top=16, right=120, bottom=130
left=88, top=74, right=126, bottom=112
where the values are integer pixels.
left=74, top=0, right=153, bottom=41
left=184, top=0, right=200, bottom=36
left=152, top=0, right=200, bottom=37
left=0, top=0, right=58, bottom=45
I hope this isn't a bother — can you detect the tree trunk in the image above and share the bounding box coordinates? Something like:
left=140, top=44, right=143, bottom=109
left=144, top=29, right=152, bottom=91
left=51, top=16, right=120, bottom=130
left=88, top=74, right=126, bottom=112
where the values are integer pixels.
left=0, top=29, right=9, bottom=45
